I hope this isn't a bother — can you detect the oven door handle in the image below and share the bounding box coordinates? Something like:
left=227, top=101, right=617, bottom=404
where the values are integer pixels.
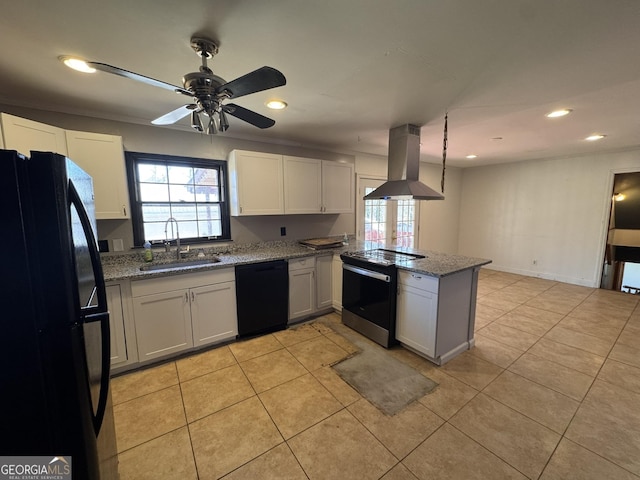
left=343, top=264, right=391, bottom=282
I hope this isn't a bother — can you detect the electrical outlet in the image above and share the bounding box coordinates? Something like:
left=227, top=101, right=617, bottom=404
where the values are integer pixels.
left=280, top=227, right=286, bottom=236
left=113, top=238, right=124, bottom=252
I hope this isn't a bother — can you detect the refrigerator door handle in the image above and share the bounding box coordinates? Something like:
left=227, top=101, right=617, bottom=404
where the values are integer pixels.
left=69, top=182, right=111, bottom=435
left=68, top=182, right=108, bottom=315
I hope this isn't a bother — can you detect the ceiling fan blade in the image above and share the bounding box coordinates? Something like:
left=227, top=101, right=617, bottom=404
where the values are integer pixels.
left=87, top=62, right=194, bottom=97
left=223, top=104, right=276, bottom=129
left=151, top=104, right=197, bottom=125
left=216, top=66, right=286, bottom=99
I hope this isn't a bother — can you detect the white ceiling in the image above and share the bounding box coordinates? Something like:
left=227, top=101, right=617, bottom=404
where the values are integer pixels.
left=1, top=0, right=639, bottom=167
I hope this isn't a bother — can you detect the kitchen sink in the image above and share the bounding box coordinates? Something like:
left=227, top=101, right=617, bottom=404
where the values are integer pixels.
left=139, top=257, right=221, bottom=271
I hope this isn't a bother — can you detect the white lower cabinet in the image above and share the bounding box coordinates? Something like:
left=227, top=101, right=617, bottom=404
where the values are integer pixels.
left=131, top=269, right=237, bottom=363
left=106, top=284, right=128, bottom=366
left=191, top=281, right=237, bottom=347
left=331, top=254, right=343, bottom=311
left=132, top=289, right=193, bottom=362
left=288, top=255, right=334, bottom=322
left=396, top=273, right=438, bottom=358
left=396, top=268, right=475, bottom=365
left=288, top=257, right=316, bottom=322
left=315, top=255, right=333, bottom=310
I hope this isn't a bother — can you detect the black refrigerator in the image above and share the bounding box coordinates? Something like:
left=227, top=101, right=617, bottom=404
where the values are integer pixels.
left=1, top=150, right=118, bottom=479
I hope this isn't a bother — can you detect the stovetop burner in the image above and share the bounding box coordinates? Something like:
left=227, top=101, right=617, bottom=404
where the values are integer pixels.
left=341, top=248, right=426, bottom=267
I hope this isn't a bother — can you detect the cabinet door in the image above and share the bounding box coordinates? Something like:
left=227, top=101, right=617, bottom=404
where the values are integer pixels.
left=283, top=156, right=322, bottom=214
left=191, top=282, right=238, bottom=347
left=331, top=255, right=343, bottom=310
left=396, top=283, right=438, bottom=358
left=66, top=131, right=130, bottom=219
left=1, top=113, right=68, bottom=156
left=289, top=268, right=315, bottom=321
left=132, top=289, right=193, bottom=362
left=106, top=284, right=127, bottom=366
left=229, top=150, right=284, bottom=215
left=316, top=255, right=333, bottom=310
left=322, top=161, right=354, bottom=214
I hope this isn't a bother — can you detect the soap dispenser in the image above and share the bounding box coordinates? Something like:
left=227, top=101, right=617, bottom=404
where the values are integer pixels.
left=342, top=232, right=349, bottom=246
left=143, top=241, right=153, bottom=262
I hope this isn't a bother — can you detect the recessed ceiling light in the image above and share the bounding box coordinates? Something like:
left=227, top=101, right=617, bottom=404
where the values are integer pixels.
left=466, top=154, right=478, bottom=159
left=546, top=109, right=572, bottom=118
left=59, top=56, right=96, bottom=73
left=585, top=134, right=606, bottom=141
left=265, top=100, right=287, bottom=110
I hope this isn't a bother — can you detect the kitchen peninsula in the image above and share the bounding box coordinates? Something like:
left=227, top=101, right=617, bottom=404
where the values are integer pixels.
left=101, top=240, right=490, bottom=372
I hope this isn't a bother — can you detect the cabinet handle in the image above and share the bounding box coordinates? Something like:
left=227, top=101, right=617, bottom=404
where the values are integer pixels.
left=191, top=291, right=195, bottom=302
left=240, top=206, right=243, bottom=213
left=412, top=274, right=422, bottom=280
left=184, top=292, right=189, bottom=303
left=122, top=205, right=127, bottom=216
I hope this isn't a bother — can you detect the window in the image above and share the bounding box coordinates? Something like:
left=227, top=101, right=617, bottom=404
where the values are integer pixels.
left=395, top=198, right=417, bottom=248
left=126, top=152, right=231, bottom=246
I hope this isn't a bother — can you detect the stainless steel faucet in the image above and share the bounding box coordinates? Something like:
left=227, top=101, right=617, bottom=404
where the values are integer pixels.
left=164, top=217, right=181, bottom=260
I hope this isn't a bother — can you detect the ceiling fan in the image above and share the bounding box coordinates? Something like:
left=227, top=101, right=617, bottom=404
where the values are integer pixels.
left=85, top=36, right=286, bottom=134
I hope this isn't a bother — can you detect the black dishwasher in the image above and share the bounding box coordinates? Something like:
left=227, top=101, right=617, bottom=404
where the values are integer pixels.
left=235, top=260, right=289, bottom=337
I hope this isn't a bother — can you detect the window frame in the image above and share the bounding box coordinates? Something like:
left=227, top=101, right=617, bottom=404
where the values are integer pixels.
left=125, top=151, right=231, bottom=247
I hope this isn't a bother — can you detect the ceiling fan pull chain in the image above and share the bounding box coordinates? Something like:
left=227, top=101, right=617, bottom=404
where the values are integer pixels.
left=441, top=111, right=448, bottom=194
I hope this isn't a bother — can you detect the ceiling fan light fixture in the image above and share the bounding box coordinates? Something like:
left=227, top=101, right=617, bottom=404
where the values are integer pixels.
left=59, top=56, right=96, bottom=73
left=219, top=110, right=230, bottom=132
left=265, top=99, right=287, bottom=110
left=190, top=111, right=203, bottom=132
left=206, top=116, right=218, bottom=135
left=546, top=109, right=572, bottom=118
left=465, top=154, right=478, bottom=159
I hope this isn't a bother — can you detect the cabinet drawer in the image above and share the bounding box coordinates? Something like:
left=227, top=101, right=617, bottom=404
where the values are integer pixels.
left=132, top=268, right=235, bottom=297
left=398, top=270, right=439, bottom=294
left=288, top=256, right=316, bottom=272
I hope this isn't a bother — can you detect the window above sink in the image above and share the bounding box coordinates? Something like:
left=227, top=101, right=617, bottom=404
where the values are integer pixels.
left=126, top=152, right=232, bottom=247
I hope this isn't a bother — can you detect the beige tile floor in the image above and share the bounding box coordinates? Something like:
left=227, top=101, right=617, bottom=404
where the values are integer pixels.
left=111, top=269, right=640, bottom=479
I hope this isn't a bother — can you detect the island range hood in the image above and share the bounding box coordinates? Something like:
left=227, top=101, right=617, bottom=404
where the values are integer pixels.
left=364, top=124, right=444, bottom=201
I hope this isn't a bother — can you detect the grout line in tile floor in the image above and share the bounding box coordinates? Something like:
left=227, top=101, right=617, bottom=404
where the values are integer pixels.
left=112, top=271, right=640, bottom=479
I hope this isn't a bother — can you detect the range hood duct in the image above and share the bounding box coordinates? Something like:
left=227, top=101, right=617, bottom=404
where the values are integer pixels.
left=363, top=124, right=444, bottom=201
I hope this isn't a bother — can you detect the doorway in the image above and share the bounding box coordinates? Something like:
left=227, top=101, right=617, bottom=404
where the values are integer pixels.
left=600, top=171, right=640, bottom=293
left=356, top=176, right=419, bottom=248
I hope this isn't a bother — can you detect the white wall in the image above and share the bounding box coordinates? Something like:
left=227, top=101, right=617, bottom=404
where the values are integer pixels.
left=419, top=163, right=461, bottom=254
left=1, top=105, right=356, bottom=248
left=458, top=150, right=640, bottom=286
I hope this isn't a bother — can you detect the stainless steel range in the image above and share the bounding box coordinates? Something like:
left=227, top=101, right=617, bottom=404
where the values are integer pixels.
left=340, top=249, right=425, bottom=347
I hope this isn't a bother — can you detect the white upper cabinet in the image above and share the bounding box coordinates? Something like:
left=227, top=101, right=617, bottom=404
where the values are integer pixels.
left=230, top=150, right=354, bottom=216
left=283, top=156, right=323, bottom=214
left=65, top=130, right=131, bottom=219
left=228, top=150, right=284, bottom=216
left=1, top=113, right=68, bottom=156
left=321, top=160, right=354, bottom=214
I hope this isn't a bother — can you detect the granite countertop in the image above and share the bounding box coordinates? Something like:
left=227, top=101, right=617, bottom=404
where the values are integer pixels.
left=101, top=240, right=341, bottom=282
left=101, top=238, right=491, bottom=283
left=396, top=250, right=491, bottom=277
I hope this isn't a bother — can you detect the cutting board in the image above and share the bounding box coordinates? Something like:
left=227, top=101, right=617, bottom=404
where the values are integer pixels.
left=299, top=237, right=344, bottom=249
